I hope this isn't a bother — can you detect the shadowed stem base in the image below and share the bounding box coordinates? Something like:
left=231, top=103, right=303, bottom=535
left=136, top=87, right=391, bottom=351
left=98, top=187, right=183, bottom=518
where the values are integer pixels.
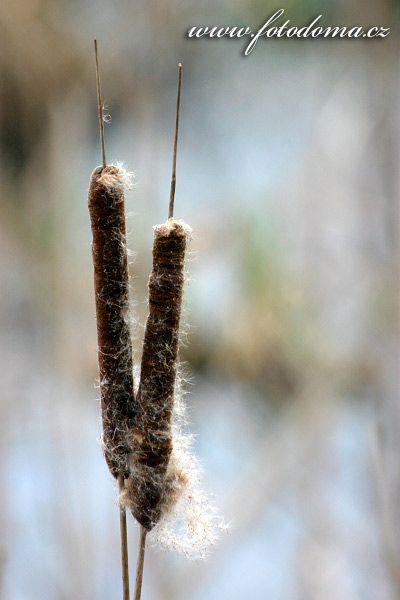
left=134, top=526, right=147, bottom=600
left=118, top=476, right=130, bottom=600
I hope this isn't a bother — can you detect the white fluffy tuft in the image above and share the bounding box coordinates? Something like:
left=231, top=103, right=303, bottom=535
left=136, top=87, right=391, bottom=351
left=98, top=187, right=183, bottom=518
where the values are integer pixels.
left=148, top=374, right=226, bottom=560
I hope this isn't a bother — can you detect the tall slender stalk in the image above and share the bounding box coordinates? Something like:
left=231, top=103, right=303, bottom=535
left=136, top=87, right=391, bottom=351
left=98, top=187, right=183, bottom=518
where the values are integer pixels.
left=119, top=476, right=130, bottom=600
left=94, top=39, right=106, bottom=169
left=133, top=526, right=147, bottom=600
left=169, top=63, right=182, bottom=220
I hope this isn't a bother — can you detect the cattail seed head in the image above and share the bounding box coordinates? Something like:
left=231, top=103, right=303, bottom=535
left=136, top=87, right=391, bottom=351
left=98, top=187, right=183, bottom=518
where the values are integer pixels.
left=125, top=219, right=192, bottom=530
left=88, top=164, right=135, bottom=479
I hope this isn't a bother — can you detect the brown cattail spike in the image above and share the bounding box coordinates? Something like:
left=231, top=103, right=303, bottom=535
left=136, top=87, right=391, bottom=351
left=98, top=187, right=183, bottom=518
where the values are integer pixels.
left=94, top=39, right=106, bottom=168
left=168, top=63, right=182, bottom=220
left=125, top=218, right=192, bottom=530
left=88, top=165, right=136, bottom=479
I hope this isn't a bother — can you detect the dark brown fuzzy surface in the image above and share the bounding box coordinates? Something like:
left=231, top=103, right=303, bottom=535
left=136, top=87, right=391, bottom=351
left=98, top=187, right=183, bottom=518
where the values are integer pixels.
left=88, top=165, right=136, bottom=479
left=128, top=219, right=191, bottom=530
left=88, top=175, right=191, bottom=530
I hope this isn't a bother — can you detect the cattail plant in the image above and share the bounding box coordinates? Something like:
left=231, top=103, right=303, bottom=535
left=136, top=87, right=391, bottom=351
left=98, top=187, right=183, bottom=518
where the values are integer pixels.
left=88, top=40, right=136, bottom=599
left=124, top=219, right=192, bottom=528
left=123, top=65, right=189, bottom=531
left=88, top=162, right=136, bottom=480
left=88, top=45, right=224, bottom=600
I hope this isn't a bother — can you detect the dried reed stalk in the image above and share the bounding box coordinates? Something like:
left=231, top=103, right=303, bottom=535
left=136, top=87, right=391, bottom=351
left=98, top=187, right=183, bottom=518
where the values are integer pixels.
left=133, top=526, right=147, bottom=600
left=118, top=475, right=130, bottom=600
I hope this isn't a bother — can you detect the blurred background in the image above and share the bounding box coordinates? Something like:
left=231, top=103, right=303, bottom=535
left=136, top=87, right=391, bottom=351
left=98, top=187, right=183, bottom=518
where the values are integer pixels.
left=0, top=1, right=399, bottom=598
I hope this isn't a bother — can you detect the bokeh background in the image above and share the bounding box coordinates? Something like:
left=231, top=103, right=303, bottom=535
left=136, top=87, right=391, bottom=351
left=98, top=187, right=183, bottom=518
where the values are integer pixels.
left=0, top=1, right=399, bottom=598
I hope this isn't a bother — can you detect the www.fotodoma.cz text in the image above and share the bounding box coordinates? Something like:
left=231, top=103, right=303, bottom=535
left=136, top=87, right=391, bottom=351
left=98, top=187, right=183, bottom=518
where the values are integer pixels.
left=187, top=9, right=390, bottom=55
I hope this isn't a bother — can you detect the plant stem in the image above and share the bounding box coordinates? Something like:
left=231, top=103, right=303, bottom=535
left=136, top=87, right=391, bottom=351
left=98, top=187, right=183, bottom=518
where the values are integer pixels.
left=133, top=526, right=147, bottom=600
left=119, top=475, right=130, bottom=600
left=94, top=38, right=106, bottom=168
left=168, top=63, right=182, bottom=220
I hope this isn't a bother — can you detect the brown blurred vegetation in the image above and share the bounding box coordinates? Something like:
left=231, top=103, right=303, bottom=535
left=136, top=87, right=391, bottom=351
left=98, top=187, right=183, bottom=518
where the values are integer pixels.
left=0, top=0, right=399, bottom=598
